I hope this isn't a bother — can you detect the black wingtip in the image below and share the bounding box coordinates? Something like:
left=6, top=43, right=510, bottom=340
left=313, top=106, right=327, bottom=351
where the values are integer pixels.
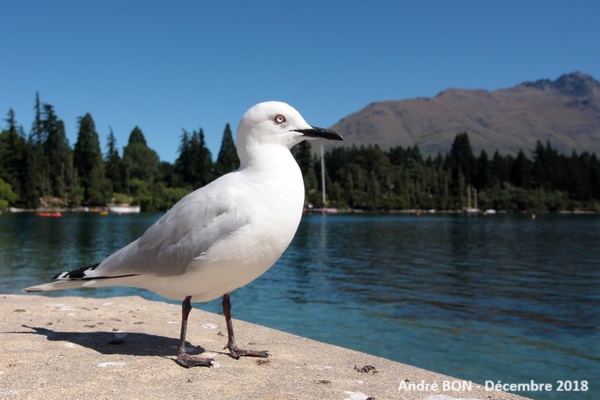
left=53, top=263, right=100, bottom=280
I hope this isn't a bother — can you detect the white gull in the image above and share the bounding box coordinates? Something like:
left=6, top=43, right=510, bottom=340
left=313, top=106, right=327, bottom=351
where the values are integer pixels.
left=24, top=101, right=343, bottom=367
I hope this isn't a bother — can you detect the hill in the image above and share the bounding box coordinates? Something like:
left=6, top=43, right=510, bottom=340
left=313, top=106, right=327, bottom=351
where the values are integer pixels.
left=330, top=72, right=600, bottom=156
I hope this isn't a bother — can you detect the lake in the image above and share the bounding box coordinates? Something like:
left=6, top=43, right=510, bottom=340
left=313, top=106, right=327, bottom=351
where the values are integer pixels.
left=1, top=212, right=598, bottom=399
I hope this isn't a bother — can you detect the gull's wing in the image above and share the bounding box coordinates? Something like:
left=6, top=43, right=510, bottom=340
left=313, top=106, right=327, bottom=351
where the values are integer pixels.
left=86, top=174, right=250, bottom=278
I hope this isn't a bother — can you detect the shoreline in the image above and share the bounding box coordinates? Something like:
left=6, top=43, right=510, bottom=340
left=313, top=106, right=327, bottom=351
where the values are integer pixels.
left=4, top=206, right=598, bottom=215
left=1, top=294, right=529, bottom=400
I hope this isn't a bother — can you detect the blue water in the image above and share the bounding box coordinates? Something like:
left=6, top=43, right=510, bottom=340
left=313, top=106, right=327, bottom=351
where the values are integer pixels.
left=1, top=212, right=598, bottom=399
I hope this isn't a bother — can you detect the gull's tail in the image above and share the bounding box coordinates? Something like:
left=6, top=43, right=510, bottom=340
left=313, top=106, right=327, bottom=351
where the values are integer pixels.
left=23, top=279, right=97, bottom=292
left=22, top=263, right=139, bottom=293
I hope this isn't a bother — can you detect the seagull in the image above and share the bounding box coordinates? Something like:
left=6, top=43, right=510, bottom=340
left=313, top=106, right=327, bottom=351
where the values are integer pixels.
left=23, top=101, right=343, bottom=367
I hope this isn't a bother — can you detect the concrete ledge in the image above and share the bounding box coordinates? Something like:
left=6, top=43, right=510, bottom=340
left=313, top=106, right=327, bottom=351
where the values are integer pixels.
left=0, top=295, right=528, bottom=400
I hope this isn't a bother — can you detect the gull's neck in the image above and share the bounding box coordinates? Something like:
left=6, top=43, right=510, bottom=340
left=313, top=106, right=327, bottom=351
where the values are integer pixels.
left=238, top=143, right=298, bottom=173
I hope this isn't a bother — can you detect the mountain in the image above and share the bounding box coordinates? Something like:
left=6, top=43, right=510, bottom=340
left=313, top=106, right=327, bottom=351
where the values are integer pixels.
left=330, top=72, right=600, bottom=156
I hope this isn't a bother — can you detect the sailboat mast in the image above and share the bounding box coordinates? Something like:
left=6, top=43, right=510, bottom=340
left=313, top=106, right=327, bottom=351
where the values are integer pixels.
left=321, top=144, right=326, bottom=207
left=467, top=184, right=471, bottom=209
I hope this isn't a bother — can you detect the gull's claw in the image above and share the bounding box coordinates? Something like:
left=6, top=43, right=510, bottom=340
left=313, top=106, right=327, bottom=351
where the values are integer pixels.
left=225, top=344, right=269, bottom=359
left=176, top=353, right=214, bottom=368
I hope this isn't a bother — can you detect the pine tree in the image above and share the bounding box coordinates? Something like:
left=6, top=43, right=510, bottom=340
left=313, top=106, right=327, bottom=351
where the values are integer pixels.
left=104, top=128, right=124, bottom=194
left=122, top=126, right=160, bottom=193
left=32, top=93, right=43, bottom=146
left=475, top=149, right=492, bottom=190
left=42, top=104, right=72, bottom=199
left=174, top=129, right=191, bottom=187
left=490, top=151, right=510, bottom=184
left=215, top=123, right=238, bottom=175
left=510, top=150, right=532, bottom=188
left=4, top=108, right=17, bottom=132
left=0, top=109, right=27, bottom=203
left=19, top=140, right=40, bottom=208
left=74, top=114, right=109, bottom=205
left=446, top=132, right=477, bottom=186
left=28, top=93, right=49, bottom=201
left=190, top=128, right=214, bottom=188
left=174, top=128, right=214, bottom=189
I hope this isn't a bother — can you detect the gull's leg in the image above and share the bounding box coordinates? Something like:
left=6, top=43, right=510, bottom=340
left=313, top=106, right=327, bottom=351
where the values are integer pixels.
left=222, top=293, right=269, bottom=359
left=175, top=296, right=213, bottom=367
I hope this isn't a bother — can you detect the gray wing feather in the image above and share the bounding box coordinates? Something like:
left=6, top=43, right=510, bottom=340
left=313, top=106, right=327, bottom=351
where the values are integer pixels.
left=91, top=175, right=249, bottom=278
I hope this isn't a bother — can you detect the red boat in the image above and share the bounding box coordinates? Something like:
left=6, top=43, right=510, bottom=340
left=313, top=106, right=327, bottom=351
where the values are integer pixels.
left=35, top=212, right=63, bottom=217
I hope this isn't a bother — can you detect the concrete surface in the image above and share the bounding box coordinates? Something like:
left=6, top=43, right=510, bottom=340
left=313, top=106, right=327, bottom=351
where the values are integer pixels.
left=0, top=294, right=529, bottom=400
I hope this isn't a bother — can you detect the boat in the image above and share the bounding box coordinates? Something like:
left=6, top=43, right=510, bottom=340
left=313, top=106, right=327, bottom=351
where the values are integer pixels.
left=35, top=212, right=63, bottom=217
left=108, top=205, right=141, bottom=214
left=304, top=207, right=339, bottom=214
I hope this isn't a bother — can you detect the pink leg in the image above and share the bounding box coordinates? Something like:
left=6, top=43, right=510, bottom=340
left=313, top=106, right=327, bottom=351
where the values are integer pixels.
left=222, top=293, right=269, bottom=359
left=175, top=296, right=214, bottom=367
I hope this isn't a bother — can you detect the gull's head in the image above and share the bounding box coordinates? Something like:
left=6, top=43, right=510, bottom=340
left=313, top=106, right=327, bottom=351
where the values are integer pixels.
left=236, top=101, right=343, bottom=166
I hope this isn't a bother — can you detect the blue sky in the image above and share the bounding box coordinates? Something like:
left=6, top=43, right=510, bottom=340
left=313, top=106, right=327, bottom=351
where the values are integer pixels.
left=2, top=1, right=599, bottom=163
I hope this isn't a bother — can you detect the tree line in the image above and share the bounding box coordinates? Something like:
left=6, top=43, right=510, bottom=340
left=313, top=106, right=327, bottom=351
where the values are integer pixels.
left=311, top=133, right=600, bottom=212
left=1, top=95, right=599, bottom=212
left=0, top=94, right=238, bottom=211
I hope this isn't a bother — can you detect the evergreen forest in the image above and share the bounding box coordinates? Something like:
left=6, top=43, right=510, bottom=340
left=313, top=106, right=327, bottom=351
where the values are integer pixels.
left=1, top=96, right=599, bottom=213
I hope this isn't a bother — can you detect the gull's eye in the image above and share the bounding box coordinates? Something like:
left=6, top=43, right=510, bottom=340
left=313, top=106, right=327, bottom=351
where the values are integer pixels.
left=274, top=114, right=286, bottom=124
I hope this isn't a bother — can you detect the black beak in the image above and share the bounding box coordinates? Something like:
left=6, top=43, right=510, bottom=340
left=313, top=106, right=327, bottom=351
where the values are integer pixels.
left=294, top=126, right=343, bottom=141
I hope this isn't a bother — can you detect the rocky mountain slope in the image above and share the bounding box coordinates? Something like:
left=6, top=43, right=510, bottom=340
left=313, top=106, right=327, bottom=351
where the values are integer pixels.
left=330, top=72, right=600, bottom=156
